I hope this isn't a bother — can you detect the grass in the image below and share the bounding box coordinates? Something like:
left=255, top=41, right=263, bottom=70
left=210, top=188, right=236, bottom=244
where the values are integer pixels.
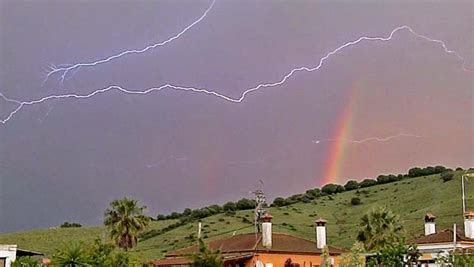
left=1, top=170, right=472, bottom=261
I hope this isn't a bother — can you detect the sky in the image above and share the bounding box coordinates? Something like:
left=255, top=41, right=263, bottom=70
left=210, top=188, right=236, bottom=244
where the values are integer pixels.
left=0, top=0, right=472, bottom=233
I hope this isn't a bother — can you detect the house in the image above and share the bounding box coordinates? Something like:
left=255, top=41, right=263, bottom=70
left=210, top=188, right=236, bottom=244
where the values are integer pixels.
left=413, top=212, right=474, bottom=266
left=153, top=214, right=345, bottom=267
left=0, top=245, right=43, bottom=267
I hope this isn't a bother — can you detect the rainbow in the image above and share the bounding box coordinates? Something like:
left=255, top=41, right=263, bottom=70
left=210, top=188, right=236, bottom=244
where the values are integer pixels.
left=321, top=88, right=358, bottom=185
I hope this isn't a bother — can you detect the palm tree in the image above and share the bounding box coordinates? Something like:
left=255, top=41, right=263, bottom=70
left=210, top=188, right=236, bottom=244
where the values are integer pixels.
left=104, top=197, right=150, bottom=251
left=52, top=242, right=90, bottom=267
left=356, top=206, right=404, bottom=251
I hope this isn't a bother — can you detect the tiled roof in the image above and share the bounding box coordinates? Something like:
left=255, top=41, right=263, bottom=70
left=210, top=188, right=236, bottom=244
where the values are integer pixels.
left=414, top=229, right=474, bottom=244
left=153, top=253, right=253, bottom=266
left=167, top=233, right=345, bottom=256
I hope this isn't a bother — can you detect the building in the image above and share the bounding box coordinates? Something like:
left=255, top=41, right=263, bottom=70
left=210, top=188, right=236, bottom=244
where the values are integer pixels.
left=413, top=212, right=474, bottom=266
left=0, top=245, right=16, bottom=267
left=153, top=214, right=345, bottom=267
left=0, top=245, right=43, bottom=267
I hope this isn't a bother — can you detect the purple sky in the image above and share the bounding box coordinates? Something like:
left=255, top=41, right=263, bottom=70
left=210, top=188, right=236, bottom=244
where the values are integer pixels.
left=0, top=0, right=472, bottom=233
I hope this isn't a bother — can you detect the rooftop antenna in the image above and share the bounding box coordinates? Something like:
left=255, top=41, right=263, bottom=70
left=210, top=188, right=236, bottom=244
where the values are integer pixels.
left=251, top=179, right=267, bottom=235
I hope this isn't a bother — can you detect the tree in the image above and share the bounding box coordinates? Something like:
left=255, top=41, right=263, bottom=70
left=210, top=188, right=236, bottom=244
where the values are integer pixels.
left=339, top=242, right=365, bottom=267
left=357, top=207, right=404, bottom=251
left=359, top=179, right=377, bottom=188
left=236, top=198, right=256, bottom=210
left=408, top=167, right=423, bottom=177
left=104, top=197, right=150, bottom=251
left=190, top=239, right=223, bottom=267
left=52, top=242, right=90, bottom=267
left=441, top=171, right=454, bottom=182
left=344, top=180, right=360, bottom=191
left=156, top=214, right=166, bottom=220
left=86, top=238, right=130, bottom=267
left=320, top=246, right=331, bottom=267
left=321, top=183, right=345, bottom=195
left=272, top=197, right=287, bottom=207
left=52, top=239, right=132, bottom=267
left=437, top=251, right=474, bottom=266
left=367, top=242, right=420, bottom=266
left=305, top=188, right=322, bottom=199
left=222, top=202, right=236, bottom=212
left=60, top=222, right=82, bottom=228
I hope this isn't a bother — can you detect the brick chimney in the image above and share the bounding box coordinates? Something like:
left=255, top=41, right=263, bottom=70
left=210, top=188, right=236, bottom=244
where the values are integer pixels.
left=261, top=213, right=273, bottom=248
left=424, top=213, right=436, bottom=236
left=464, top=211, right=474, bottom=238
left=315, top=218, right=327, bottom=249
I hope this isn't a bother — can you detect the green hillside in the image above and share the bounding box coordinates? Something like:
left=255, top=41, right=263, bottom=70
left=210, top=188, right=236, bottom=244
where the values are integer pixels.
left=1, top=170, right=473, bottom=261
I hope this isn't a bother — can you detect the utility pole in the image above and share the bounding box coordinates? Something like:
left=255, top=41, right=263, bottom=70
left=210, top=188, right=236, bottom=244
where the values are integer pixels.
left=453, top=223, right=457, bottom=264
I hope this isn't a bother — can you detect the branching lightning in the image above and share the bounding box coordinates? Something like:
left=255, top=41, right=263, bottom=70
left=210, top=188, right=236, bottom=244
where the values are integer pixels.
left=312, top=133, right=423, bottom=144
left=44, top=0, right=216, bottom=83
left=1, top=25, right=472, bottom=125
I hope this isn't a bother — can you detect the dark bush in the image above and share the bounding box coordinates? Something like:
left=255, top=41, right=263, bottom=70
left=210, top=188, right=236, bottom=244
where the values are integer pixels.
left=350, top=197, right=362, bottom=205
left=223, top=201, right=237, bottom=212
left=236, top=198, right=256, bottom=210
left=359, top=179, right=377, bottom=188
left=60, top=221, right=82, bottom=228
left=441, top=171, right=454, bottom=182
left=321, top=183, right=345, bottom=195
left=272, top=197, right=287, bottom=207
left=344, top=180, right=360, bottom=191
left=305, top=188, right=322, bottom=199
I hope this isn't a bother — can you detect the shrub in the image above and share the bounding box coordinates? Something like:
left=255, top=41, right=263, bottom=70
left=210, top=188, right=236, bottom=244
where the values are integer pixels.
left=344, top=180, right=360, bottom=191
left=236, top=198, right=256, bottom=210
left=272, top=197, right=287, bottom=207
left=441, top=171, right=454, bottom=182
left=359, top=179, right=377, bottom=188
left=351, top=197, right=362, bottom=206
left=322, top=183, right=345, bottom=195
left=305, top=188, right=322, bottom=198
left=60, top=222, right=82, bottom=228
left=223, top=202, right=237, bottom=212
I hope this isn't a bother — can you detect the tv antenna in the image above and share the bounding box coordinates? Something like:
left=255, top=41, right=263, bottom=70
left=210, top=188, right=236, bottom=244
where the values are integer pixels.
left=251, top=179, right=267, bottom=234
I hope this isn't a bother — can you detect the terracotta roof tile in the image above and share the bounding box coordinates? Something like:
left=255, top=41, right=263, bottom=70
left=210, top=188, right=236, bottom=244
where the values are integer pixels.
left=167, top=233, right=345, bottom=256
left=414, top=229, right=474, bottom=244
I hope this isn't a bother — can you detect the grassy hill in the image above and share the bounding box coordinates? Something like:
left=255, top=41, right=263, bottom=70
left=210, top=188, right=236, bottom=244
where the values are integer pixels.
left=1, top=170, right=473, bottom=261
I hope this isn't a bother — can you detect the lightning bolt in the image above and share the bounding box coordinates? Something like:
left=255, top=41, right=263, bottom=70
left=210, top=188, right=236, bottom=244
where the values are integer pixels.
left=1, top=25, right=472, bottom=125
left=312, top=133, right=423, bottom=144
left=44, top=0, right=216, bottom=83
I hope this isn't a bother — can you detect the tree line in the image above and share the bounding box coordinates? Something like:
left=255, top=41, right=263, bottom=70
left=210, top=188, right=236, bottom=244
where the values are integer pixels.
left=271, top=165, right=466, bottom=207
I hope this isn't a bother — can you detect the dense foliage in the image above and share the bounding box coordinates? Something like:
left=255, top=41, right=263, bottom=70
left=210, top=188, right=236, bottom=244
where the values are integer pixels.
left=339, top=242, right=365, bottom=267
left=51, top=239, right=131, bottom=267
left=189, top=239, right=223, bottom=267
left=367, top=242, right=420, bottom=267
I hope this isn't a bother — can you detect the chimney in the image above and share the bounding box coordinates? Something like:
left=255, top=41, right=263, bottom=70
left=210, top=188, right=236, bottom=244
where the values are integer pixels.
left=315, top=218, right=327, bottom=249
left=424, top=213, right=436, bottom=235
left=464, top=211, right=474, bottom=238
left=261, top=213, right=273, bottom=248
